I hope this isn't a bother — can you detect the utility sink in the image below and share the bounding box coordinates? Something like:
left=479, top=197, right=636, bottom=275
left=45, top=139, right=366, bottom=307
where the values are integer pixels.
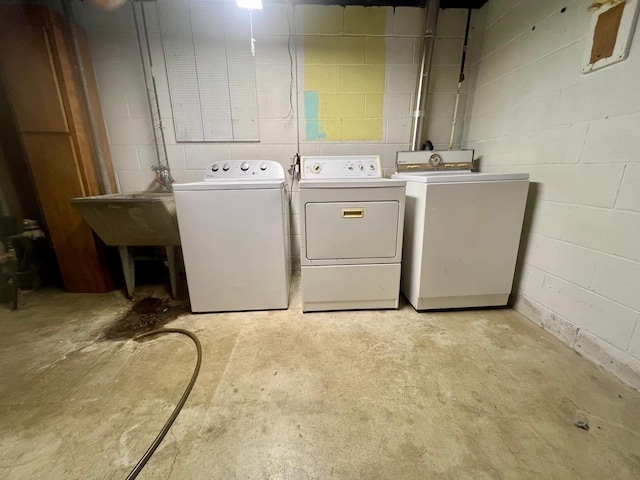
left=72, top=192, right=180, bottom=298
left=71, top=192, right=180, bottom=247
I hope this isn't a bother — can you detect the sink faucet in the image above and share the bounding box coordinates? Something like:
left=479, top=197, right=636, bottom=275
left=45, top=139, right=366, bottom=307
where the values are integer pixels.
left=151, top=165, right=174, bottom=192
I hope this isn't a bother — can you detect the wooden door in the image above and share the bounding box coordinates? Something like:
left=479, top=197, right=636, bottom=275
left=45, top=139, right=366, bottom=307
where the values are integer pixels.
left=0, top=5, right=116, bottom=293
left=0, top=7, right=69, bottom=133
left=21, top=133, right=112, bottom=293
left=48, top=12, right=117, bottom=197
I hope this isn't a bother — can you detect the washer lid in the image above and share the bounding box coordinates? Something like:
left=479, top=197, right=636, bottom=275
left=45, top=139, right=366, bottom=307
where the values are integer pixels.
left=392, top=172, right=529, bottom=183
left=174, top=160, right=287, bottom=190
left=173, top=179, right=285, bottom=191
left=299, top=178, right=406, bottom=189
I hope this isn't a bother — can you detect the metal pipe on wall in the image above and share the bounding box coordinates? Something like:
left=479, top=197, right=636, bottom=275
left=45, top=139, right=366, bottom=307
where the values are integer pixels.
left=61, top=0, right=113, bottom=194
left=410, top=0, right=440, bottom=151
left=132, top=0, right=173, bottom=191
left=448, top=7, right=472, bottom=150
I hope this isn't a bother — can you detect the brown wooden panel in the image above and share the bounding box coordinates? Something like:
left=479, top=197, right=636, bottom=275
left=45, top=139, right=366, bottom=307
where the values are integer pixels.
left=48, top=12, right=102, bottom=198
left=21, top=133, right=113, bottom=293
left=0, top=6, right=69, bottom=133
left=590, top=2, right=625, bottom=64
left=47, top=10, right=117, bottom=196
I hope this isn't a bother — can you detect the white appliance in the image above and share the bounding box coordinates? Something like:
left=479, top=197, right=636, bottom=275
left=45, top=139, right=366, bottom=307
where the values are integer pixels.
left=299, top=155, right=406, bottom=312
left=173, top=160, right=291, bottom=312
left=393, top=150, right=529, bottom=310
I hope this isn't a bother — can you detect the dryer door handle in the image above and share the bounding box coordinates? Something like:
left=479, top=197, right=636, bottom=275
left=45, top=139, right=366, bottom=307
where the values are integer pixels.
left=341, top=208, right=364, bottom=218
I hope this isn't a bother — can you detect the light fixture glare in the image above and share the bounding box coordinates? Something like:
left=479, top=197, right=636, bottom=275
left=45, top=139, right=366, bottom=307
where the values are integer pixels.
left=236, top=0, right=262, bottom=10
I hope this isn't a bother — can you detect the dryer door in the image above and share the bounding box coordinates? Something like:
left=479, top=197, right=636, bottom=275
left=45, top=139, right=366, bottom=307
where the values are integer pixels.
left=305, top=201, right=399, bottom=260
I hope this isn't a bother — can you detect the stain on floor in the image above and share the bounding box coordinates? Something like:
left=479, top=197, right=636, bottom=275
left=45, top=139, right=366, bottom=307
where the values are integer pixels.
left=102, top=297, right=187, bottom=340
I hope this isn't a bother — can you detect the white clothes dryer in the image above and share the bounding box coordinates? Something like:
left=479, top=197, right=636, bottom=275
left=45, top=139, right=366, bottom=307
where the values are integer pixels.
left=173, top=160, right=291, bottom=312
left=299, top=155, right=406, bottom=312
left=393, top=150, right=529, bottom=310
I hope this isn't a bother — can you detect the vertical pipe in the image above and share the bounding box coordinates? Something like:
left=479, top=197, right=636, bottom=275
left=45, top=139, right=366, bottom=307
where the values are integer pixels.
left=61, top=0, right=112, bottom=194
left=410, top=0, right=440, bottom=151
left=292, top=2, right=300, bottom=155
left=133, top=1, right=173, bottom=190
left=133, top=2, right=166, bottom=168
left=448, top=8, right=472, bottom=150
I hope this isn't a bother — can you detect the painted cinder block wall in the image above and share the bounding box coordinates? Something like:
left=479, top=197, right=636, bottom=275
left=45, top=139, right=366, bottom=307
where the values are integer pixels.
left=463, top=0, right=640, bottom=388
left=77, top=1, right=472, bottom=269
left=80, top=2, right=474, bottom=178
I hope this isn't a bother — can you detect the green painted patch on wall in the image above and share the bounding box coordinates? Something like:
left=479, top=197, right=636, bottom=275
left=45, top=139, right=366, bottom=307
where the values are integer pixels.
left=304, top=91, right=325, bottom=140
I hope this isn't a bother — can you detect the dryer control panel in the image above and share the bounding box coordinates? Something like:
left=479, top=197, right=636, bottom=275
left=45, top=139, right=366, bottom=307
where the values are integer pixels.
left=204, top=160, right=285, bottom=180
left=300, top=155, right=382, bottom=179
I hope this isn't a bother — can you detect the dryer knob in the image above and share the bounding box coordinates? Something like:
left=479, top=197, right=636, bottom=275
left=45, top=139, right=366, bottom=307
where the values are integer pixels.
left=260, top=163, right=267, bottom=171
left=212, top=164, right=219, bottom=171
left=241, top=162, right=250, bottom=171
left=223, top=164, right=230, bottom=171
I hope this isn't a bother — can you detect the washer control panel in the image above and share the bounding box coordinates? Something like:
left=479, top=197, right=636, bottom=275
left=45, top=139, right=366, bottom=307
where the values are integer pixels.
left=300, top=155, right=381, bottom=179
left=396, top=150, right=474, bottom=172
left=204, top=160, right=284, bottom=180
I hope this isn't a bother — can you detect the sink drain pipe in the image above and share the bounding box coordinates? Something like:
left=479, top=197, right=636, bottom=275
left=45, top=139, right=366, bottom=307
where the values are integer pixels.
left=410, top=0, right=440, bottom=151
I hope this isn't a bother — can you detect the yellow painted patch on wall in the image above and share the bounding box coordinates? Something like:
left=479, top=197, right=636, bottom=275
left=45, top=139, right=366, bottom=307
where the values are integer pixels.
left=343, top=119, right=383, bottom=141
left=303, top=6, right=388, bottom=141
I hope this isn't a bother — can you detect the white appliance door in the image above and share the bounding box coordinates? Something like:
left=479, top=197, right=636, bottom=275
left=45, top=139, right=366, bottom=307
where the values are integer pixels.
left=174, top=187, right=289, bottom=312
left=305, top=201, right=399, bottom=260
left=420, top=180, right=529, bottom=298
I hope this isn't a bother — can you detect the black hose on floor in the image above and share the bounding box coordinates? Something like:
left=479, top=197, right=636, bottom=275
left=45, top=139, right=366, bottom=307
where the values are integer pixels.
left=126, top=328, right=202, bottom=480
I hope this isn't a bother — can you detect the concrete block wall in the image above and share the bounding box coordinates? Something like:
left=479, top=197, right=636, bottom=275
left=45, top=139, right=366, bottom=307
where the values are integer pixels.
left=78, top=1, right=469, bottom=270
left=463, top=0, right=640, bottom=388
left=81, top=3, right=406, bottom=176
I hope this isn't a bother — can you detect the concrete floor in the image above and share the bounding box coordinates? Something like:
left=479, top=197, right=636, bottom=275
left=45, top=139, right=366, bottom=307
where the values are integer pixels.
left=1, top=276, right=639, bottom=479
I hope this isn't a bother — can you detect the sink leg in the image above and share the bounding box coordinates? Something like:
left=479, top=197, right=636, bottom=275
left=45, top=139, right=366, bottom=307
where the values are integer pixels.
left=166, top=246, right=177, bottom=298
left=119, top=246, right=135, bottom=298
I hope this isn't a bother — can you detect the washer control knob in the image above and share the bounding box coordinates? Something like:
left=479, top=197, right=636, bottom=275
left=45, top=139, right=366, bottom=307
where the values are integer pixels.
left=311, top=163, right=322, bottom=173
left=358, top=164, right=364, bottom=170
left=369, top=164, right=375, bottom=170
left=260, top=163, right=267, bottom=171
left=429, top=154, right=443, bottom=167
left=222, top=164, right=230, bottom=171
left=212, top=164, right=219, bottom=172
left=241, top=162, right=250, bottom=171
left=347, top=165, right=353, bottom=170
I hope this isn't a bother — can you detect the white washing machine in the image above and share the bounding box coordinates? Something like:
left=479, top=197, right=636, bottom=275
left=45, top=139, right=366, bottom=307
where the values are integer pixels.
left=393, top=150, right=529, bottom=310
left=173, top=160, right=291, bottom=312
left=299, top=155, right=406, bottom=312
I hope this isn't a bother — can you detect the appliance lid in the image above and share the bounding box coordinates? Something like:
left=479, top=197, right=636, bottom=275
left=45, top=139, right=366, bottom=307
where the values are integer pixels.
left=392, top=172, right=529, bottom=183
left=173, top=179, right=286, bottom=191
left=174, top=159, right=287, bottom=190
left=299, top=178, right=406, bottom=189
